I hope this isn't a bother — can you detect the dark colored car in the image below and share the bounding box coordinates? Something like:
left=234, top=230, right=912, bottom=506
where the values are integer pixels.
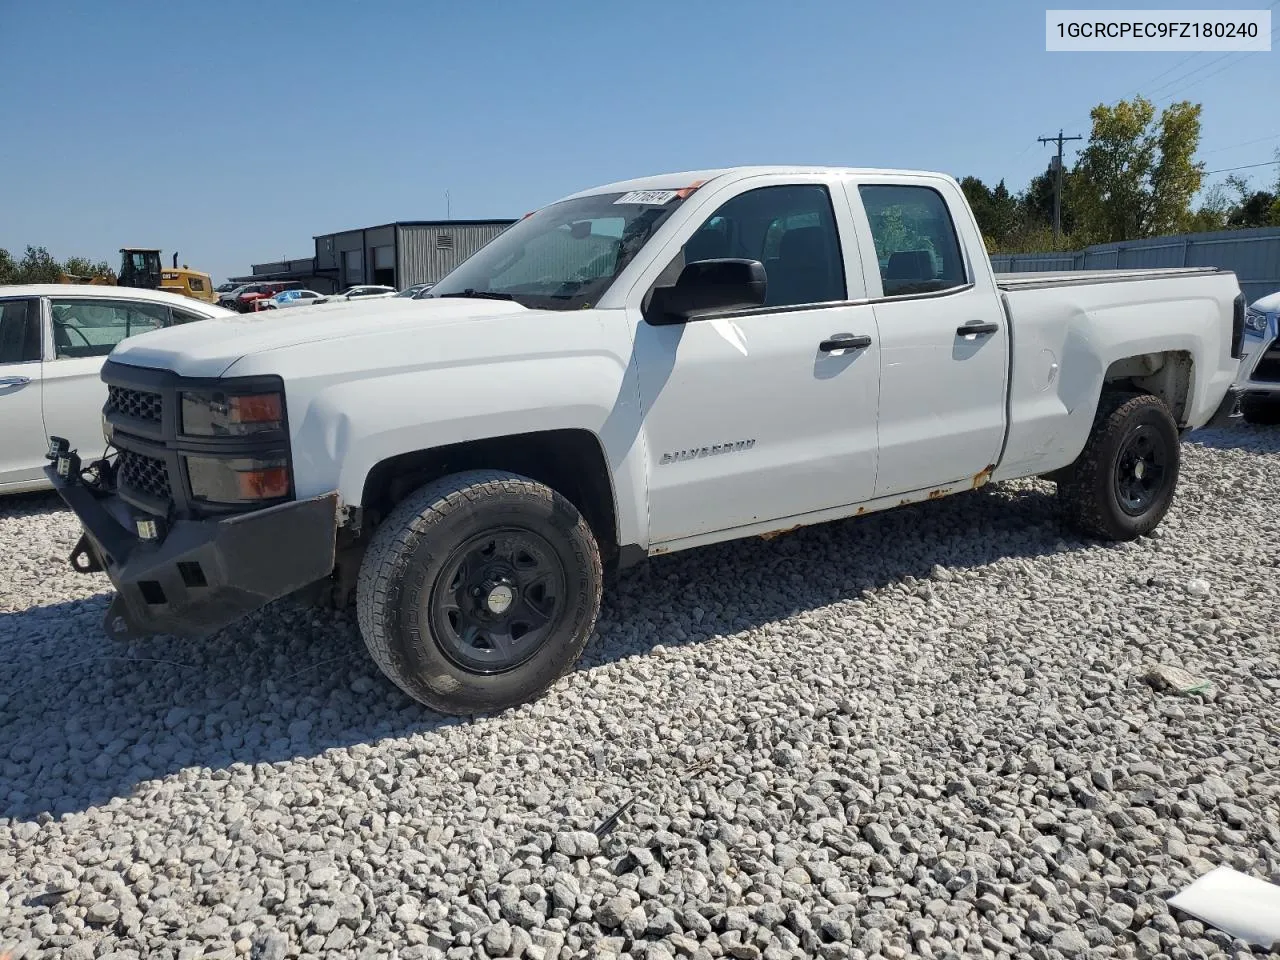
left=394, top=282, right=435, bottom=298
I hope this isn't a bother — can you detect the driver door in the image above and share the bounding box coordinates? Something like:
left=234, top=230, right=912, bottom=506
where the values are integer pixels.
left=630, top=176, right=883, bottom=545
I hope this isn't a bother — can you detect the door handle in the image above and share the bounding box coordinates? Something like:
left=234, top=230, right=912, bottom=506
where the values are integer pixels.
left=957, top=321, right=999, bottom=337
left=819, top=333, right=872, bottom=352
left=0, top=376, right=31, bottom=387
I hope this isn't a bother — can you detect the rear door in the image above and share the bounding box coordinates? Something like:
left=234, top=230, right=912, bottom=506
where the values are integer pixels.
left=843, top=178, right=1009, bottom=497
left=0, top=297, right=47, bottom=487
left=41, top=296, right=167, bottom=462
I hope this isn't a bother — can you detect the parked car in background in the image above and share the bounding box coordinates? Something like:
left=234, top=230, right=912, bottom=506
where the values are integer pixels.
left=331, top=285, right=397, bottom=302
left=257, top=289, right=330, bottom=310
left=1235, top=290, right=1280, bottom=424
left=0, top=284, right=233, bottom=494
left=394, top=282, right=434, bottom=298
left=218, top=281, right=303, bottom=313
left=214, top=281, right=241, bottom=295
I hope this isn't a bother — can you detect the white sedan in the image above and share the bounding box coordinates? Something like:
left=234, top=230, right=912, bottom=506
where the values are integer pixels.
left=0, top=284, right=234, bottom=494
left=257, top=289, right=330, bottom=310
left=330, top=285, right=397, bottom=301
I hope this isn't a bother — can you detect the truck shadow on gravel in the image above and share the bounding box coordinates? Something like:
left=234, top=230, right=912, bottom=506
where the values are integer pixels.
left=1184, top=421, right=1280, bottom=453
left=0, top=480, right=1093, bottom=822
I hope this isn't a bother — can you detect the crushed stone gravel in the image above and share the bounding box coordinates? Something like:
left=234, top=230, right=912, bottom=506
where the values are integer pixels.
left=1, top=423, right=1278, bottom=960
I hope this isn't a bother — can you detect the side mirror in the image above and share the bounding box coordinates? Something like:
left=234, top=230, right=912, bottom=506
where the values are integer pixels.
left=647, top=258, right=767, bottom=325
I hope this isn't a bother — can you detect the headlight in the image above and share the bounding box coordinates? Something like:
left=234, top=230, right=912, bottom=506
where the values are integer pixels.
left=186, top=455, right=290, bottom=503
left=1245, top=308, right=1269, bottom=334
left=181, top=390, right=284, bottom=436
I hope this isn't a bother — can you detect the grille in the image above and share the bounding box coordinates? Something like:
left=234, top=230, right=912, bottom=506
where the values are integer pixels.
left=107, top=385, right=162, bottom=423
left=117, top=450, right=171, bottom=503
left=1254, top=342, right=1280, bottom=383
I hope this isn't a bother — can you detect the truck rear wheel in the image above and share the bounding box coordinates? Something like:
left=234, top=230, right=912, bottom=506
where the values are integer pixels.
left=356, top=470, right=603, bottom=714
left=1056, top=391, right=1180, bottom=541
left=1240, top=395, right=1280, bottom=425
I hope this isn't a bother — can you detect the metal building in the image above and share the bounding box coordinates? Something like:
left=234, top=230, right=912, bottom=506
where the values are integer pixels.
left=315, top=220, right=515, bottom=290
left=232, top=219, right=516, bottom=292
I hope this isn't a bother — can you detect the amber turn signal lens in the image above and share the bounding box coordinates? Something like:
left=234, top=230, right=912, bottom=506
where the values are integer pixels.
left=229, top=393, right=283, bottom=424
left=235, top=465, right=290, bottom=500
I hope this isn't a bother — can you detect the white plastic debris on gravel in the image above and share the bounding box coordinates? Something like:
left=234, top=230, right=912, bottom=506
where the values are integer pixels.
left=1, top=424, right=1279, bottom=960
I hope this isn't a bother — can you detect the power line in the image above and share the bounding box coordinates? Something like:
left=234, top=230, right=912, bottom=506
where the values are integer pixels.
left=1202, top=160, right=1280, bottom=176
left=1201, top=132, right=1280, bottom=155
left=1151, top=27, right=1278, bottom=103
left=1145, top=51, right=1234, bottom=99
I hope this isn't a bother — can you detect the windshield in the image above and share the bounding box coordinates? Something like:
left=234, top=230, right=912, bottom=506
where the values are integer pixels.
left=426, top=190, right=690, bottom=310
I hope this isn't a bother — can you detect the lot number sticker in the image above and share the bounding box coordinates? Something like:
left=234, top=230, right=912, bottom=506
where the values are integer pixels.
left=614, top=189, right=679, bottom=205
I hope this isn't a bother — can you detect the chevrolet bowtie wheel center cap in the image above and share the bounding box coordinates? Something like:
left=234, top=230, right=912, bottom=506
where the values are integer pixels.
left=485, top=583, right=515, bottom=616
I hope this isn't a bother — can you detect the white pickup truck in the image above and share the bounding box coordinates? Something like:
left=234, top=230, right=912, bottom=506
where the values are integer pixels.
left=47, top=165, right=1246, bottom=714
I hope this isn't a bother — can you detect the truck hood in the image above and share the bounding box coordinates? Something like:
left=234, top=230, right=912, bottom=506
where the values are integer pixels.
left=108, top=297, right=531, bottom=378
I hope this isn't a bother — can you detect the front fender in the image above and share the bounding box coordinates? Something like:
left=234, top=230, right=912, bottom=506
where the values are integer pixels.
left=284, top=355, right=652, bottom=550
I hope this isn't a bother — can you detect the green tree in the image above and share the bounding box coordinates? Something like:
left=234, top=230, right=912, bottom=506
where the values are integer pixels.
left=61, top=256, right=116, bottom=281
left=960, top=176, right=1020, bottom=247
left=16, top=245, right=63, bottom=283
left=0, top=248, right=16, bottom=284
left=1071, top=96, right=1205, bottom=243
left=1187, top=182, right=1230, bottom=232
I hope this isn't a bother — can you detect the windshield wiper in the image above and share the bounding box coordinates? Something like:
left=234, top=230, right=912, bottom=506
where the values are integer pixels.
left=437, top=288, right=516, bottom=301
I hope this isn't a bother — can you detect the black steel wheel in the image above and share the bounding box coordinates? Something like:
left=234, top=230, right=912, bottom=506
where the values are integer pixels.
left=1113, top=424, right=1171, bottom=516
left=1057, top=391, right=1181, bottom=541
left=356, top=470, right=602, bottom=714
left=430, top=527, right=568, bottom=674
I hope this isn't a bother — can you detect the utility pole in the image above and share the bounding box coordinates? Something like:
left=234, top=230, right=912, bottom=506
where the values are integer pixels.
left=445, top=190, right=451, bottom=220
left=1038, top=129, right=1082, bottom=245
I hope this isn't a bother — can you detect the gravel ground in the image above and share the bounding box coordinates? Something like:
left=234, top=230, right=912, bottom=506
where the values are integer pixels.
left=1, top=423, right=1278, bottom=960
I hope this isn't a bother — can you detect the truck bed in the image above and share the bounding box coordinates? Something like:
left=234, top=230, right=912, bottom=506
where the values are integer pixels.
left=995, top=266, right=1231, bottom=291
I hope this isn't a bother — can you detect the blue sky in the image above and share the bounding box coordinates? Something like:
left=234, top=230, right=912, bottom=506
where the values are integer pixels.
left=1, top=0, right=1276, bottom=283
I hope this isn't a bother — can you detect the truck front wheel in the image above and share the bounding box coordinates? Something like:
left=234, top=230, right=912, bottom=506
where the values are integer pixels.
left=1056, top=391, right=1181, bottom=541
left=356, top=470, right=603, bottom=714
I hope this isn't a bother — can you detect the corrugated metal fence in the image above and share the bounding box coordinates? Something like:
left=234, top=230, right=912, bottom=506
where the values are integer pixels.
left=989, top=225, right=1280, bottom=304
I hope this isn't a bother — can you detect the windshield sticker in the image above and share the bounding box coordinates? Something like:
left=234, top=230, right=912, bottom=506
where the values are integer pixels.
left=614, top=189, right=679, bottom=206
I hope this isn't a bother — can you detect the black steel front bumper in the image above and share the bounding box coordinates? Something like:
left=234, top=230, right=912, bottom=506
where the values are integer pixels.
left=47, top=462, right=339, bottom=641
left=1203, top=385, right=1243, bottom=429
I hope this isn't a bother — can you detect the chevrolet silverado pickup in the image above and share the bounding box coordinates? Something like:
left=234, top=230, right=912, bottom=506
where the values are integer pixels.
left=46, top=165, right=1247, bottom=714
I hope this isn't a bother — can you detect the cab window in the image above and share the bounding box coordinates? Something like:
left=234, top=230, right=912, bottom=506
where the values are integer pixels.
left=858, top=184, right=968, bottom=296
left=676, top=184, right=845, bottom=308
left=50, top=299, right=167, bottom=358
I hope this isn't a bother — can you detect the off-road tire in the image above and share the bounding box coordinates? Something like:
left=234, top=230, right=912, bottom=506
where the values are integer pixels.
left=1240, top=395, right=1280, bottom=426
left=356, top=470, right=603, bottom=714
left=1056, top=391, right=1180, bottom=541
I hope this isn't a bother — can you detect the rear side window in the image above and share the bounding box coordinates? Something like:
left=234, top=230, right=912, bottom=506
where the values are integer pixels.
left=50, top=298, right=167, bottom=358
left=0, top=299, right=41, bottom=363
left=170, top=306, right=206, bottom=324
left=858, top=184, right=967, bottom=296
